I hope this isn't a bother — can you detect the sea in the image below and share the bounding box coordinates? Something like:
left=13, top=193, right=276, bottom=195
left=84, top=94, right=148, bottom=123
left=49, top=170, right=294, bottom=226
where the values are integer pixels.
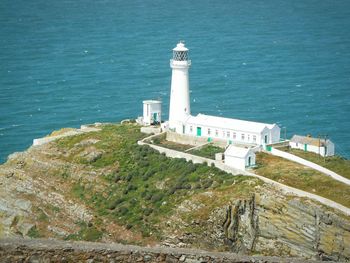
left=1, top=0, right=350, bottom=163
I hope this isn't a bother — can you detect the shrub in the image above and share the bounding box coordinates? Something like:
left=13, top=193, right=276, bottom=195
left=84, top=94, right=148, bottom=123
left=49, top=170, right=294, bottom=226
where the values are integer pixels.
left=108, top=198, right=125, bottom=210
left=126, top=184, right=137, bottom=192
left=28, top=226, right=41, bottom=238
left=143, top=207, right=153, bottom=216
left=118, top=206, right=129, bottom=215
left=144, top=192, right=152, bottom=200
left=151, top=193, right=164, bottom=203
left=114, top=175, right=121, bottom=183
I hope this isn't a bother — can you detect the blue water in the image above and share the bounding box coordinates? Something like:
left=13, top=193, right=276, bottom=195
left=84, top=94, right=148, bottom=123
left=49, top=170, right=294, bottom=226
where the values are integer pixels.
left=1, top=0, right=350, bottom=163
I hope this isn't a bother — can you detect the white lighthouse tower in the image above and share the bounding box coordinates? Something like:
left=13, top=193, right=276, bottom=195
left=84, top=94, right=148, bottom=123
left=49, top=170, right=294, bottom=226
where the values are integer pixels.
left=168, top=41, right=191, bottom=133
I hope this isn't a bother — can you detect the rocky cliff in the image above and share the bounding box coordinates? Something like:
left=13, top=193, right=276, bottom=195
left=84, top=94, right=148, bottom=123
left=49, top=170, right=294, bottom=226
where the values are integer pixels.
left=160, top=187, right=350, bottom=261
left=0, top=123, right=349, bottom=261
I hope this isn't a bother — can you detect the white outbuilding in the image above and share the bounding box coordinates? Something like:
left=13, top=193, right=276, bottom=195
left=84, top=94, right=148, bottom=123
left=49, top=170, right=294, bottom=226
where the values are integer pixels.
left=142, top=100, right=162, bottom=125
left=289, top=135, right=335, bottom=157
left=224, top=145, right=256, bottom=170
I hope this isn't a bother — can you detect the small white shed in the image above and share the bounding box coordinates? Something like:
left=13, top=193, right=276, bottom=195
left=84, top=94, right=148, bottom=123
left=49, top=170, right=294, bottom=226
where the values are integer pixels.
left=143, top=100, right=162, bottom=125
left=289, top=135, right=335, bottom=157
left=224, top=145, right=256, bottom=170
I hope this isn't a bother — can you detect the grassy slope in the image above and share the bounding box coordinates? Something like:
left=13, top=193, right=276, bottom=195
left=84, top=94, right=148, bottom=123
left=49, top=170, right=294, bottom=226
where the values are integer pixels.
left=55, top=124, right=255, bottom=242
left=255, top=152, right=350, bottom=208
left=188, top=145, right=224, bottom=159
left=280, top=147, right=350, bottom=179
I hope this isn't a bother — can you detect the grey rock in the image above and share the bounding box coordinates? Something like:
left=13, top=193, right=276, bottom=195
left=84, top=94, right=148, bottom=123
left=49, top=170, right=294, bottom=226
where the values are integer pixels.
left=14, top=199, right=32, bottom=212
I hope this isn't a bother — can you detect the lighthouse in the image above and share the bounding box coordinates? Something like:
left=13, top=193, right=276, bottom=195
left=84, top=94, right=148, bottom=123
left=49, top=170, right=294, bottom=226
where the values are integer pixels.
left=168, top=41, right=191, bottom=133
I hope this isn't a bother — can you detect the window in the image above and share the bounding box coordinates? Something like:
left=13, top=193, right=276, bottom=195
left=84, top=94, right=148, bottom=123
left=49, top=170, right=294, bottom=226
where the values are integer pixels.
left=247, top=134, right=250, bottom=141
left=241, top=133, right=245, bottom=141
left=190, top=126, right=193, bottom=133
left=207, top=128, right=211, bottom=135
left=215, top=130, right=218, bottom=137
left=222, top=131, right=225, bottom=137
left=232, top=132, right=236, bottom=139
left=227, top=131, right=230, bottom=138
left=253, top=135, right=256, bottom=143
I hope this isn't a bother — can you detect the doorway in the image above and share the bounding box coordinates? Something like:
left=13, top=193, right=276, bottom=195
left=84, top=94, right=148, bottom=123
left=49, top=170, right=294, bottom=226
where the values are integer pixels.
left=197, top=127, right=202, bottom=136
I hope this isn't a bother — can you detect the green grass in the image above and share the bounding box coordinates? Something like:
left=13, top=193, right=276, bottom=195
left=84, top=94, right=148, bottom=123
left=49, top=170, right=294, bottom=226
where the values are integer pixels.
left=188, top=144, right=224, bottom=159
left=28, top=226, right=41, bottom=238
left=255, top=152, right=350, bottom=208
left=279, top=147, right=350, bottom=179
left=65, top=221, right=103, bottom=242
left=56, top=123, right=255, bottom=240
left=150, top=133, right=193, bottom=151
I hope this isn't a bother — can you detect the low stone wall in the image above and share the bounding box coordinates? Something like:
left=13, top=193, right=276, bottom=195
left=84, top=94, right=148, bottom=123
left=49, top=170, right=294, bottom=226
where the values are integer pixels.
left=0, top=238, right=321, bottom=263
left=138, top=140, right=250, bottom=176
left=166, top=132, right=228, bottom=148
left=270, top=148, right=350, bottom=186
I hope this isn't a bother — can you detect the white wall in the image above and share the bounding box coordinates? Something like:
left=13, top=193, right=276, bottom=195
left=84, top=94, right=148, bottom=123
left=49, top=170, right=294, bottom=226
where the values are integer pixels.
left=325, top=142, right=335, bottom=156
left=143, top=102, right=161, bottom=125
left=247, top=152, right=256, bottom=167
left=269, top=125, right=281, bottom=144
left=169, top=61, right=191, bottom=129
left=184, top=123, right=262, bottom=146
left=138, top=138, right=250, bottom=175
left=225, top=156, right=246, bottom=170
left=224, top=151, right=256, bottom=170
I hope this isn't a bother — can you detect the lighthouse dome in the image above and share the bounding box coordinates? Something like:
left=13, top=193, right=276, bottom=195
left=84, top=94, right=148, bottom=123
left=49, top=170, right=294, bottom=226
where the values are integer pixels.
left=173, top=42, right=189, bottom=52
left=172, top=41, right=189, bottom=61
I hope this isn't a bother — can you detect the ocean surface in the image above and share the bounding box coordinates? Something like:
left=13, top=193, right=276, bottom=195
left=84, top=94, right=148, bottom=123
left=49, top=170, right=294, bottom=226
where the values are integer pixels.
left=1, top=0, right=350, bottom=163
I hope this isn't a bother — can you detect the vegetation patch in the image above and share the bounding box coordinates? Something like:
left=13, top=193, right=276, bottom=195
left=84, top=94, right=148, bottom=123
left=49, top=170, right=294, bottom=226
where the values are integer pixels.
left=149, top=133, right=193, bottom=151
left=255, top=152, right=350, bottom=207
left=55, top=123, right=256, bottom=242
left=188, top=144, right=224, bottom=159
left=279, top=147, right=350, bottom=179
left=65, top=221, right=103, bottom=242
left=28, top=226, right=41, bottom=238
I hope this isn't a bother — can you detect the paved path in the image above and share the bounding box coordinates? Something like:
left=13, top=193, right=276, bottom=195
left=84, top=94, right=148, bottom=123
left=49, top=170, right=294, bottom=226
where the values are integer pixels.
left=139, top=134, right=350, bottom=216
left=270, top=147, right=350, bottom=186
left=33, top=125, right=101, bottom=146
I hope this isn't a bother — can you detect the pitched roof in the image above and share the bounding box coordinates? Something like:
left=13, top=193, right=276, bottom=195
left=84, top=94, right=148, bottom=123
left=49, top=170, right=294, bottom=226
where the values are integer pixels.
left=185, top=114, right=277, bottom=133
left=290, top=135, right=332, bottom=147
left=224, top=145, right=253, bottom=158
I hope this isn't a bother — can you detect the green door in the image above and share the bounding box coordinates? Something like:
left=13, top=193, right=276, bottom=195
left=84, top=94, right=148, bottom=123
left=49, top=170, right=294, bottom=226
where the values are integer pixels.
left=304, top=144, right=307, bottom=151
left=153, top=113, right=157, bottom=122
left=248, top=156, right=251, bottom=166
left=196, top=127, right=202, bottom=136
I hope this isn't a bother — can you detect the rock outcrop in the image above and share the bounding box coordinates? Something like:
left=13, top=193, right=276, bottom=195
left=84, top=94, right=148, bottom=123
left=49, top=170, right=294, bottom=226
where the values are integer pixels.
left=162, top=190, right=350, bottom=261
left=223, top=194, right=350, bottom=261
